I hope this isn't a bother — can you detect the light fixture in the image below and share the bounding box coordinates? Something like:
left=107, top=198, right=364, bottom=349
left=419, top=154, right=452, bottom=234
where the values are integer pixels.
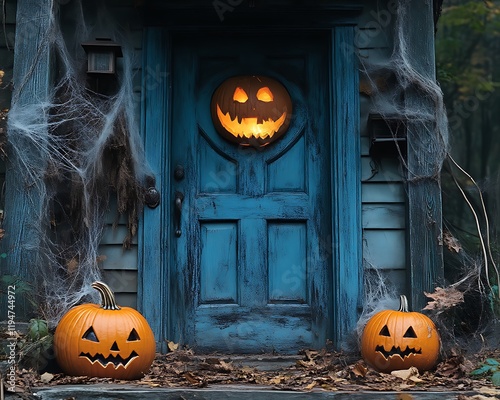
left=81, top=38, right=123, bottom=75
left=368, top=113, right=407, bottom=159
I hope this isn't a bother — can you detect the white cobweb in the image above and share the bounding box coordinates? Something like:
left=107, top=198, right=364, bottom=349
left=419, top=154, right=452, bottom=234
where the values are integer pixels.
left=6, top=0, right=150, bottom=326
left=355, top=2, right=499, bottom=354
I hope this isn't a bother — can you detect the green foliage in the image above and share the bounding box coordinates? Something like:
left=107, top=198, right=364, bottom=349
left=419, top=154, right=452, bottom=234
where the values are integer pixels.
left=0, top=274, right=33, bottom=295
left=471, top=358, right=500, bottom=386
left=18, top=319, right=54, bottom=372
left=437, top=1, right=500, bottom=99
left=0, top=274, right=38, bottom=308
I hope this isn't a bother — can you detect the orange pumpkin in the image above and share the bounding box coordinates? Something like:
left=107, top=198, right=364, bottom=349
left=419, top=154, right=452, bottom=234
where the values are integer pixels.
left=361, top=295, right=440, bottom=373
left=54, top=281, right=156, bottom=379
left=211, top=75, right=292, bottom=147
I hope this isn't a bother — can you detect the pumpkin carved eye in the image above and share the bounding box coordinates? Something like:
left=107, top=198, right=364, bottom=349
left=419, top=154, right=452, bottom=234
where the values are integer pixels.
left=379, top=325, right=390, bottom=337
left=127, top=328, right=140, bottom=341
left=233, top=87, right=248, bottom=103
left=82, top=327, right=99, bottom=342
left=256, top=87, right=273, bottom=102
left=403, top=326, right=417, bottom=338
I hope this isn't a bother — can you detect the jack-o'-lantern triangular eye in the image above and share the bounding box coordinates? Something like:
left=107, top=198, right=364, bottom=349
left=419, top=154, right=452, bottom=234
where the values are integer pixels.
left=82, top=327, right=99, bottom=342
left=403, top=326, right=417, bottom=338
left=127, top=328, right=140, bottom=341
left=257, top=87, right=273, bottom=102
left=233, top=87, right=248, bottom=103
left=379, top=325, right=390, bottom=337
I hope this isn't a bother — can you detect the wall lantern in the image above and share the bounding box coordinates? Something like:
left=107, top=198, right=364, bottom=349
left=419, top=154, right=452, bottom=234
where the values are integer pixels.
left=81, top=38, right=123, bottom=75
left=210, top=75, right=292, bottom=147
left=368, top=113, right=407, bottom=159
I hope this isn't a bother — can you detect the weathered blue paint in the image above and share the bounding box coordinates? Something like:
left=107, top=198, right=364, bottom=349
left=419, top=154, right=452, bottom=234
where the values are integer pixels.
left=139, top=28, right=170, bottom=350
left=400, top=1, right=444, bottom=310
left=331, top=26, right=362, bottom=348
left=2, top=0, right=53, bottom=318
left=168, top=32, right=333, bottom=353
left=140, top=7, right=363, bottom=352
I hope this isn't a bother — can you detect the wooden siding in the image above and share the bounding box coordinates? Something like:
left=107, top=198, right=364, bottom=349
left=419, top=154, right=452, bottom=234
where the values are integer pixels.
left=0, top=0, right=16, bottom=110
left=0, top=1, right=15, bottom=220
left=358, top=0, right=408, bottom=300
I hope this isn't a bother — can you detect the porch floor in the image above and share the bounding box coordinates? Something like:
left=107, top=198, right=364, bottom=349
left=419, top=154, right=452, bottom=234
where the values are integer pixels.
left=4, top=350, right=500, bottom=399
left=30, top=385, right=484, bottom=400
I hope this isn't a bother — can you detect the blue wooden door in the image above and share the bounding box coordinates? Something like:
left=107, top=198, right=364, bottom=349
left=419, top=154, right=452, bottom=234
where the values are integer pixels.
left=168, top=33, right=332, bottom=353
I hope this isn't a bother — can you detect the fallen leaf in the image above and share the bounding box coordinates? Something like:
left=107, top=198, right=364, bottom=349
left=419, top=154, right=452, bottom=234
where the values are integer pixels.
left=40, top=372, right=54, bottom=383
left=305, top=381, right=317, bottom=390
left=167, top=341, right=179, bottom=352
left=443, top=231, right=462, bottom=253
left=352, top=362, right=368, bottom=377
left=391, top=367, right=419, bottom=381
left=477, top=386, right=500, bottom=396
left=270, top=375, right=285, bottom=385
left=424, top=286, right=464, bottom=311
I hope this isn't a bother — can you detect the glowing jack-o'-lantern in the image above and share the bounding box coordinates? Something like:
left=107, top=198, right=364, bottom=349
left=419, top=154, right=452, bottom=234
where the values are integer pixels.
left=361, top=295, right=440, bottom=373
left=54, top=281, right=156, bottom=380
left=211, top=75, right=292, bottom=146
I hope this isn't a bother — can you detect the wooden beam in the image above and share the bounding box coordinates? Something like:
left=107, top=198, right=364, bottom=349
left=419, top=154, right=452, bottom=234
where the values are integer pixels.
left=138, top=28, right=170, bottom=351
left=1, top=0, right=53, bottom=318
left=331, top=25, right=362, bottom=347
left=400, top=1, right=445, bottom=310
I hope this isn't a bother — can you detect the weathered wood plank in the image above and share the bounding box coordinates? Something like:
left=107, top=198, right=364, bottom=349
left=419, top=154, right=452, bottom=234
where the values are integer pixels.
left=362, top=204, right=405, bottom=229
left=2, top=0, right=52, bottom=318
left=113, top=293, right=137, bottom=309
left=101, top=225, right=137, bottom=245
left=362, top=182, right=405, bottom=203
left=99, top=245, right=138, bottom=270
left=401, top=1, right=444, bottom=310
left=138, top=27, right=169, bottom=350
left=361, top=156, right=404, bottom=182
left=331, top=25, right=361, bottom=348
left=364, top=268, right=407, bottom=300
left=363, top=230, right=406, bottom=270
left=101, top=270, right=138, bottom=293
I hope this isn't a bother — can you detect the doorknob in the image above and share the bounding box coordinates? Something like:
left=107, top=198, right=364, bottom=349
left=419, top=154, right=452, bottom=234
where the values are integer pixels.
left=174, top=191, right=184, bottom=237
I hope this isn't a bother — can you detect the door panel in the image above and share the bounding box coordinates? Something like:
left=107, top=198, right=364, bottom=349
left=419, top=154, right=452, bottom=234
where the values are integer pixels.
left=170, top=32, right=332, bottom=353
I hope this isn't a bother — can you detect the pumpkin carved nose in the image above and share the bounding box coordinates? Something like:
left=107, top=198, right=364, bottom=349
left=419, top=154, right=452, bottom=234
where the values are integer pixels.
left=110, top=341, right=120, bottom=351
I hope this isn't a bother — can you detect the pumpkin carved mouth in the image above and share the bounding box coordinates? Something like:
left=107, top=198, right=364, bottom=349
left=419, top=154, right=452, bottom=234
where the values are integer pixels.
left=79, top=350, right=139, bottom=368
left=216, top=105, right=287, bottom=140
left=375, top=345, right=422, bottom=360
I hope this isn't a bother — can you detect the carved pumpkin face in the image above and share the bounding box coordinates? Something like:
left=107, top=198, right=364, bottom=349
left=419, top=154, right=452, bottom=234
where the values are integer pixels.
left=211, top=75, right=292, bottom=146
left=361, top=295, right=440, bottom=373
left=54, top=282, right=156, bottom=380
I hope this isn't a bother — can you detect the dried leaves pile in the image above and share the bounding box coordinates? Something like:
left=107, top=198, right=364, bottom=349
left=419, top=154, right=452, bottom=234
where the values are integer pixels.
left=9, top=348, right=500, bottom=397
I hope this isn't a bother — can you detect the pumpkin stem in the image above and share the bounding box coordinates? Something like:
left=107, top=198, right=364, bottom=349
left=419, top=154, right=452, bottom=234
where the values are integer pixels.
left=398, top=295, right=409, bottom=312
left=91, top=281, right=121, bottom=310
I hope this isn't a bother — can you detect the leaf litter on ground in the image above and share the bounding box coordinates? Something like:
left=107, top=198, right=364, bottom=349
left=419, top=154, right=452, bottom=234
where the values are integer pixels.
left=7, top=347, right=500, bottom=396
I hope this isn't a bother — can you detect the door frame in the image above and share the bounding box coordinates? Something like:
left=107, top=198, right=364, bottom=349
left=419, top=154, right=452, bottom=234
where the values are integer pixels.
left=139, top=4, right=362, bottom=351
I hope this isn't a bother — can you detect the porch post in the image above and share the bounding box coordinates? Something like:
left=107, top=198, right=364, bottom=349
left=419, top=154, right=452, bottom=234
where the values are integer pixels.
left=400, top=1, right=445, bottom=310
left=332, top=26, right=362, bottom=347
left=2, top=0, right=53, bottom=318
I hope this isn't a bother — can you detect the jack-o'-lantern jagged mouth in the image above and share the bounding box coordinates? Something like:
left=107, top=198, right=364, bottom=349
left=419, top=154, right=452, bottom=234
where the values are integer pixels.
left=79, top=351, right=139, bottom=368
left=216, top=105, right=287, bottom=140
left=375, top=345, right=422, bottom=360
